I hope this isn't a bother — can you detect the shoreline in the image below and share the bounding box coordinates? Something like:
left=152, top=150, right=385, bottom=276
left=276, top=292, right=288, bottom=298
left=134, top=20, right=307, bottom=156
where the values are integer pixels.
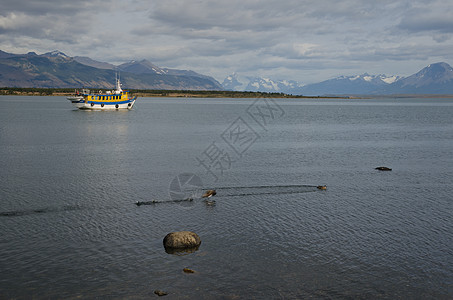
left=0, top=88, right=341, bottom=99
left=1, top=88, right=452, bottom=99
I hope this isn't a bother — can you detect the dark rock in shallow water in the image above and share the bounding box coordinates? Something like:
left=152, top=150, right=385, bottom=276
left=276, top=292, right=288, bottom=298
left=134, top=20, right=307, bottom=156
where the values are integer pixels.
left=154, top=289, right=168, bottom=296
left=375, top=166, right=392, bottom=171
left=183, top=267, right=196, bottom=273
left=136, top=200, right=158, bottom=206
left=163, top=231, right=201, bottom=252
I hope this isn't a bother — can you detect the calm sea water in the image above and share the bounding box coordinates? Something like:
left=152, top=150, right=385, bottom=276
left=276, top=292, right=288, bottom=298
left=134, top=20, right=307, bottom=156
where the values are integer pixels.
left=0, top=96, right=452, bottom=299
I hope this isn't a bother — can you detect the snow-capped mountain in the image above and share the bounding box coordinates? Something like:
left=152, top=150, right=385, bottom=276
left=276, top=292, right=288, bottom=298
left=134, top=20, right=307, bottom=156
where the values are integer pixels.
left=298, top=73, right=402, bottom=95
left=386, top=62, right=453, bottom=94
left=222, top=73, right=244, bottom=91
left=345, top=74, right=400, bottom=84
left=245, top=77, right=303, bottom=94
left=42, top=50, right=70, bottom=58
left=40, top=50, right=72, bottom=62
left=222, top=74, right=303, bottom=94
left=222, top=73, right=401, bottom=95
left=299, top=63, right=453, bottom=95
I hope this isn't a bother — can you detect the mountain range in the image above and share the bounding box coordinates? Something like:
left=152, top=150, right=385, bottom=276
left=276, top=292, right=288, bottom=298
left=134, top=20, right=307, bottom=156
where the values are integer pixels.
left=0, top=50, right=222, bottom=90
left=1, top=49, right=453, bottom=95
left=222, top=62, right=453, bottom=95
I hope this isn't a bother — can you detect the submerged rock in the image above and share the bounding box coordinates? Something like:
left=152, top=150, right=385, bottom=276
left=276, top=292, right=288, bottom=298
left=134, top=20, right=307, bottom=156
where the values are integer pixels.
left=375, top=166, right=392, bottom=171
left=136, top=200, right=158, bottom=206
left=202, top=189, right=216, bottom=198
left=154, top=289, right=168, bottom=296
left=163, top=231, right=201, bottom=251
left=183, top=267, right=196, bottom=273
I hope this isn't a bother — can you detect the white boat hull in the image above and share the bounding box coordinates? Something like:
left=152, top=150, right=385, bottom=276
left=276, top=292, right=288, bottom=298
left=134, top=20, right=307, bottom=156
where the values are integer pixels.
left=67, top=95, right=84, bottom=101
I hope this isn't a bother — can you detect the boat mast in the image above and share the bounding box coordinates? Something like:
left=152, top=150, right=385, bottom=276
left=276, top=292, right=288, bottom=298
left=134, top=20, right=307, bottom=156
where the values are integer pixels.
left=115, top=71, right=123, bottom=93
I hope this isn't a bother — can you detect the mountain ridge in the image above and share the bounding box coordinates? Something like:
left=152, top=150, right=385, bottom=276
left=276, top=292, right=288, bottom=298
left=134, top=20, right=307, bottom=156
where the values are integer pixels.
left=1, top=49, right=452, bottom=95
left=0, top=50, right=222, bottom=90
left=222, top=62, right=453, bottom=95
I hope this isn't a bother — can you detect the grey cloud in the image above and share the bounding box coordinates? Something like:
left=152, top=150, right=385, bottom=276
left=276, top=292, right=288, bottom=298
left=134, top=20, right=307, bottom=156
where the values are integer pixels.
left=0, top=0, right=122, bottom=55
left=396, top=1, right=453, bottom=34
left=1, top=0, right=110, bottom=16
left=0, top=13, right=90, bottom=43
left=399, top=17, right=453, bottom=34
left=148, top=0, right=302, bottom=31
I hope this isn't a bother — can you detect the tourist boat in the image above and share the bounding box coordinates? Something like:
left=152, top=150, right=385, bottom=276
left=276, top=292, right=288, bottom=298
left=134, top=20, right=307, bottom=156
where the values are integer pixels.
left=67, top=76, right=137, bottom=110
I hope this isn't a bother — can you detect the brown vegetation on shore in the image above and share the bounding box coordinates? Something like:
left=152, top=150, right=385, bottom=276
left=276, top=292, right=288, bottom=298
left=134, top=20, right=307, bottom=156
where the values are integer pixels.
left=0, top=87, right=328, bottom=98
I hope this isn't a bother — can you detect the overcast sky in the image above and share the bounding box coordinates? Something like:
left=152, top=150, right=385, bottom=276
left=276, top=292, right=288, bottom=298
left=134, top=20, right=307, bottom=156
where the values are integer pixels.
left=1, top=0, right=453, bottom=83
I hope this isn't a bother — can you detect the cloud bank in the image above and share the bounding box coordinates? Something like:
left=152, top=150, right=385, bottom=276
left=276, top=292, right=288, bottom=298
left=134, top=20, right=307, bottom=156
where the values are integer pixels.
left=1, top=0, right=453, bottom=83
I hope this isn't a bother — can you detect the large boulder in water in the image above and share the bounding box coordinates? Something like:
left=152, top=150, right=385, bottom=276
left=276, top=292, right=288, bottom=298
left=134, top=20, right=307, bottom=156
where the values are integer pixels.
left=163, top=231, right=201, bottom=251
